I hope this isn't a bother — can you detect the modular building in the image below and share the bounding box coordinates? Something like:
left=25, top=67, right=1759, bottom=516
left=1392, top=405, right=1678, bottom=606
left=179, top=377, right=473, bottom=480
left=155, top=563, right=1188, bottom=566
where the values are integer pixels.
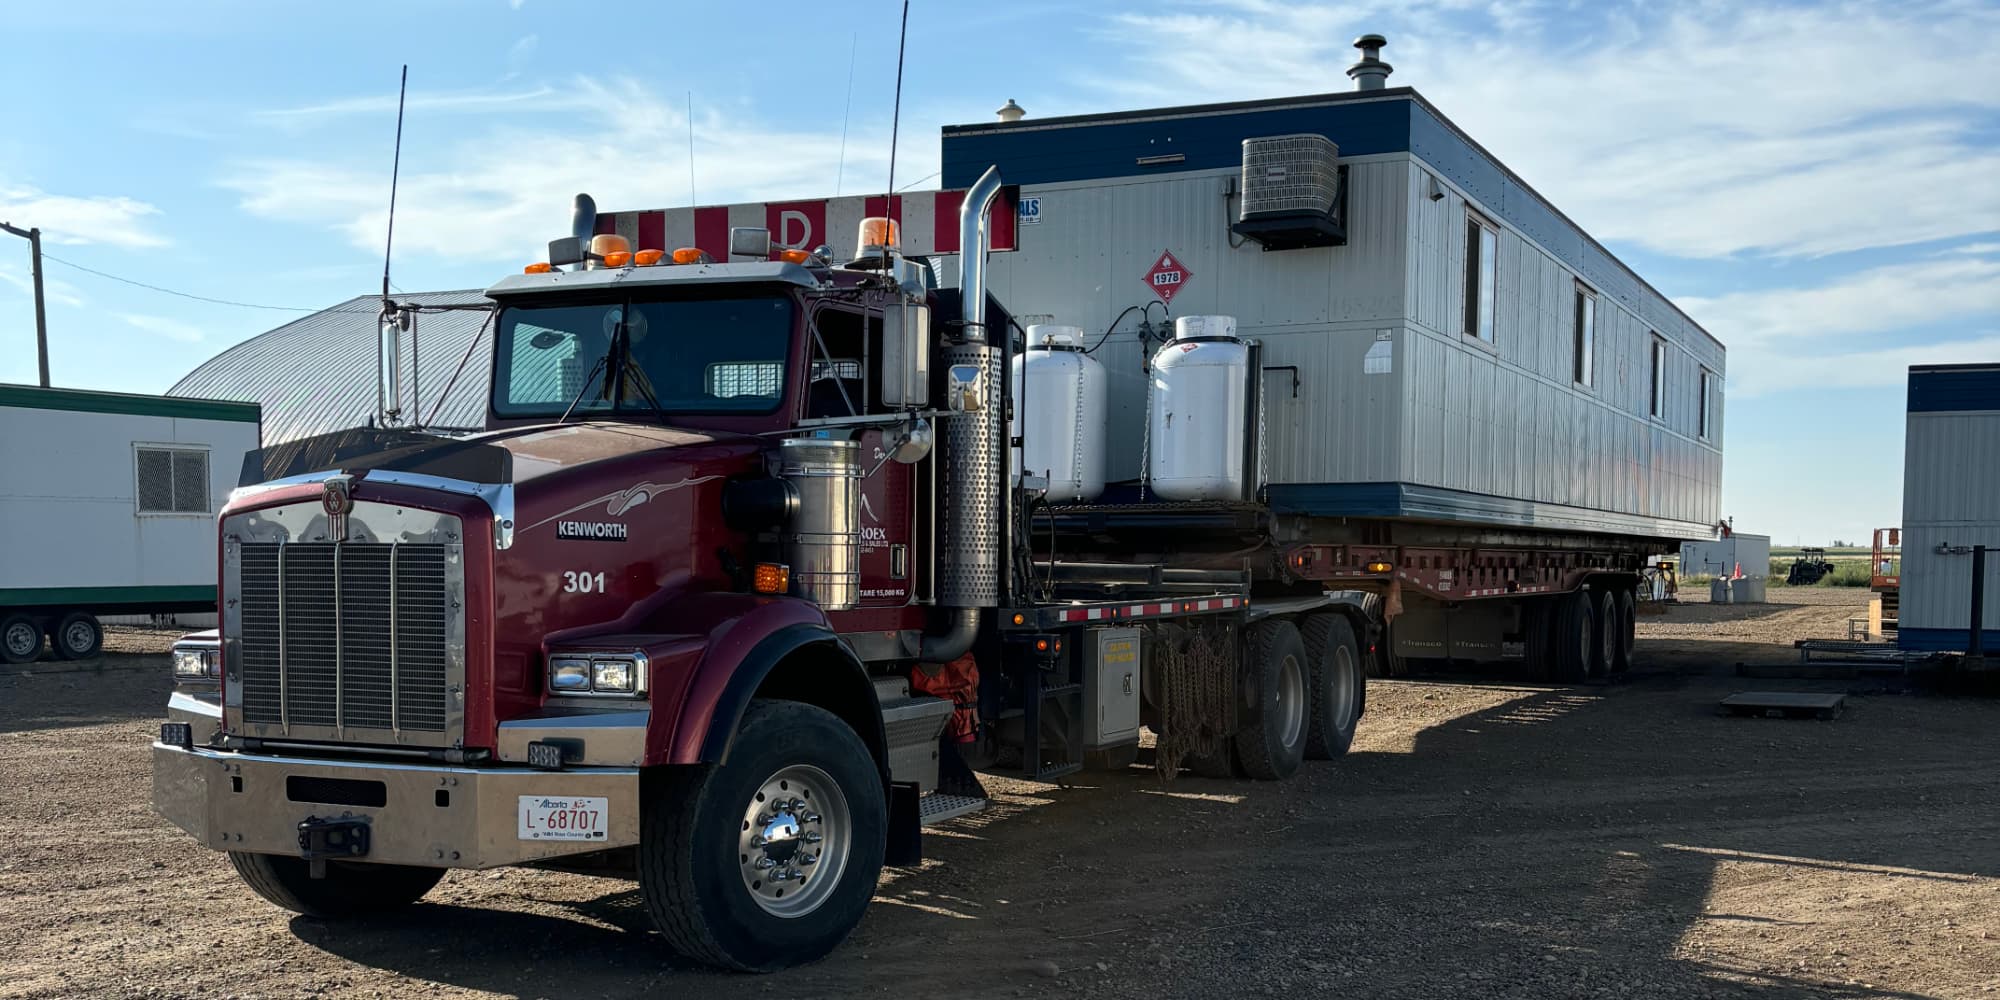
left=1680, top=533, right=1770, bottom=580
left=1898, top=364, right=2000, bottom=653
left=0, top=385, right=259, bottom=661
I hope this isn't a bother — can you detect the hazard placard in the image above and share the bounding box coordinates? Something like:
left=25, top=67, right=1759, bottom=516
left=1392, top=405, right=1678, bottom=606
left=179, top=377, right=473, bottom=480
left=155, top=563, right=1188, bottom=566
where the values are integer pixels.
left=1143, top=250, right=1192, bottom=305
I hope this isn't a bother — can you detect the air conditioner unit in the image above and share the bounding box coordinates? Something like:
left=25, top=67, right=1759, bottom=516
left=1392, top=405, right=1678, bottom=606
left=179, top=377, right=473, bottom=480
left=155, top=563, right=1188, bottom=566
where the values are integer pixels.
left=1232, top=134, right=1346, bottom=251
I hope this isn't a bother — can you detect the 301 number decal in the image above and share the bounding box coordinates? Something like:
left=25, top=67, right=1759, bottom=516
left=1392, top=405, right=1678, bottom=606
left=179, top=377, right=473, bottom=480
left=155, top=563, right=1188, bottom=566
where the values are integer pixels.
left=563, top=571, right=607, bottom=594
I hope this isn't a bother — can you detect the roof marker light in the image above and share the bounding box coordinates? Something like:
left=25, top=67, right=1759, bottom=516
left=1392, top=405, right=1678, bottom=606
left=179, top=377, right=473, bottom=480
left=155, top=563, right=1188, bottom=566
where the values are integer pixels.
left=524, top=262, right=553, bottom=274
left=634, top=248, right=665, bottom=266
left=602, top=250, right=632, bottom=268
left=776, top=248, right=814, bottom=265
left=671, top=247, right=712, bottom=264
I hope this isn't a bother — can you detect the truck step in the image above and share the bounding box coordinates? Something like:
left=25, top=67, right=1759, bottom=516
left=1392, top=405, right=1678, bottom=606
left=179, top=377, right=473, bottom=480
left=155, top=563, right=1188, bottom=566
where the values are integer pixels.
left=1031, top=761, right=1083, bottom=782
left=918, top=793, right=988, bottom=826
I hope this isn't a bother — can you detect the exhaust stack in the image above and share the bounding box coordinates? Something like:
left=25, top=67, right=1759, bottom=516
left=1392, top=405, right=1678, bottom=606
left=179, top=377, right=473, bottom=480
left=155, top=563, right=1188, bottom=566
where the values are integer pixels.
left=933, top=166, right=1006, bottom=619
left=1347, top=34, right=1392, bottom=91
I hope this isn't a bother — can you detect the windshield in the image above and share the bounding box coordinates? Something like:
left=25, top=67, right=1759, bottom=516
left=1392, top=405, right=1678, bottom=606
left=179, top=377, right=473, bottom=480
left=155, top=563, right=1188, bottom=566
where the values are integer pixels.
left=492, top=295, right=795, bottom=418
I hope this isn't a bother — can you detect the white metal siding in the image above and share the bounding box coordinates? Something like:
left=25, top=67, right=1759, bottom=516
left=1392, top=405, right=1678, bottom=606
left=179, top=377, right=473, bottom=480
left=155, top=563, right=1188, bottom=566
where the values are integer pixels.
left=0, top=408, right=257, bottom=592
left=1400, top=160, right=1722, bottom=529
left=981, top=157, right=1412, bottom=483
left=1900, top=409, right=2000, bottom=632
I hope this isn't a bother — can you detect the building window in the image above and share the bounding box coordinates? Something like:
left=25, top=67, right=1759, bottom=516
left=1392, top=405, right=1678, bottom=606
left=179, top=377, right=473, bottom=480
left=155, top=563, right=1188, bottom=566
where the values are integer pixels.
left=1648, top=338, right=1666, bottom=419
left=137, top=447, right=209, bottom=514
left=1572, top=284, right=1596, bottom=387
left=1463, top=214, right=1498, bottom=344
left=1699, top=368, right=1713, bottom=439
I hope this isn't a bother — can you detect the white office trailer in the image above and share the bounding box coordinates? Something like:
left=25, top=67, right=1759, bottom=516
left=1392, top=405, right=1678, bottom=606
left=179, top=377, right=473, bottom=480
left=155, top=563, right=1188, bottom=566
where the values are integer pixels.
left=1898, top=364, right=2000, bottom=654
left=1680, top=534, right=1770, bottom=580
left=940, top=85, right=1723, bottom=538
left=0, top=385, right=259, bottom=662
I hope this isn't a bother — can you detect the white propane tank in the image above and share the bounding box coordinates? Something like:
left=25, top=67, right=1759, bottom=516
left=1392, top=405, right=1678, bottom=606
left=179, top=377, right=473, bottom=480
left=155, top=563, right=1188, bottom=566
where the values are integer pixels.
left=1147, top=315, right=1250, bottom=501
left=1011, top=324, right=1107, bottom=502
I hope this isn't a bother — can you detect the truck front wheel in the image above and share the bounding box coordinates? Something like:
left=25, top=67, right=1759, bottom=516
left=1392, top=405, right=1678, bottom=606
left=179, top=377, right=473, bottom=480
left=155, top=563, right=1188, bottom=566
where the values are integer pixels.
left=227, top=852, right=445, bottom=918
left=639, top=699, right=885, bottom=972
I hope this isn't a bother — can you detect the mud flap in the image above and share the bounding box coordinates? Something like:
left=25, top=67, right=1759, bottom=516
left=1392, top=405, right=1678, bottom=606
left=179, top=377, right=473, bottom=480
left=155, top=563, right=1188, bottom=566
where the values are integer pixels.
left=885, top=782, right=922, bottom=867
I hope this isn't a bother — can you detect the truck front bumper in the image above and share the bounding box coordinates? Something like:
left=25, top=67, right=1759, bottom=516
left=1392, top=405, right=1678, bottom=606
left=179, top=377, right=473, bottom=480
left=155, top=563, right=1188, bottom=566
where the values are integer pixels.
left=152, top=743, right=641, bottom=869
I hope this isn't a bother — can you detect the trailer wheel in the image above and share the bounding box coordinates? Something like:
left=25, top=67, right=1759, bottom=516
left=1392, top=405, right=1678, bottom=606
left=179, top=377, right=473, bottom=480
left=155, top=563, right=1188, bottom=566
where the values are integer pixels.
left=1300, top=614, right=1365, bottom=760
left=1612, top=589, right=1637, bottom=673
left=1520, top=599, right=1553, bottom=682
left=1589, top=589, right=1619, bottom=679
left=1233, top=620, right=1310, bottom=781
left=49, top=611, right=103, bottom=660
left=1550, top=591, right=1593, bottom=683
left=639, top=699, right=885, bottom=972
left=1, top=613, right=43, bottom=664
left=227, top=852, right=445, bottom=918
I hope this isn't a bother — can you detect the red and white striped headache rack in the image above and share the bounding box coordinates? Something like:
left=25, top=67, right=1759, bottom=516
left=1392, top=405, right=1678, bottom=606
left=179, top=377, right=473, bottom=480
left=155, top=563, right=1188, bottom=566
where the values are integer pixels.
left=598, top=185, right=1021, bottom=264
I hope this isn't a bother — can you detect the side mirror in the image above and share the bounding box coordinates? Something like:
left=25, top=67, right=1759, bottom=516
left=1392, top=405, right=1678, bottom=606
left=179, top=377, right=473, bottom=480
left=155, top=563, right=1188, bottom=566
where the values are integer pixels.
left=891, top=418, right=934, bottom=464
left=880, top=302, right=931, bottom=408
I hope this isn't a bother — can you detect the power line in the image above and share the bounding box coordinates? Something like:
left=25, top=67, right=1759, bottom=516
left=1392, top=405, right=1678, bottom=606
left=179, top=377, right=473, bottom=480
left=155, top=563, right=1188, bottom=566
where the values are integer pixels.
left=41, top=253, right=319, bottom=312
left=39, top=252, right=491, bottom=316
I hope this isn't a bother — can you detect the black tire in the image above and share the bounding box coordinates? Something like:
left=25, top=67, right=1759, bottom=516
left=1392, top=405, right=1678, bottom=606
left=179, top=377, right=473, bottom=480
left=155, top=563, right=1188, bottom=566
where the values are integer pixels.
left=639, top=699, right=885, bottom=972
left=1612, top=589, right=1637, bottom=673
left=1, top=613, right=43, bottom=664
left=1300, top=613, right=1365, bottom=760
left=1589, top=589, right=1619, bottom=679
left=227, top=852, right=444, bottom=918
left=49, top=611, right=103, bottom=660
left=1550, top=591, right=1594, bottom=683
left=1233, top=620, right=1310, bottom=781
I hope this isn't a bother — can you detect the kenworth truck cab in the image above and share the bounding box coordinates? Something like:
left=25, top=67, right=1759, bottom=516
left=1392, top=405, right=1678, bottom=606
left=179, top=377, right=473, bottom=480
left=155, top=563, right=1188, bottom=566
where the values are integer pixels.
left=153, top=169, right=1373, bottom=971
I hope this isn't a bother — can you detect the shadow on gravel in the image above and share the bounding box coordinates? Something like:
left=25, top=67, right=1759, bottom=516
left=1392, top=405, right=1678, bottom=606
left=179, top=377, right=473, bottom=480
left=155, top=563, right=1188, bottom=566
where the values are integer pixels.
left=288, top=678, right=1991, bottom=998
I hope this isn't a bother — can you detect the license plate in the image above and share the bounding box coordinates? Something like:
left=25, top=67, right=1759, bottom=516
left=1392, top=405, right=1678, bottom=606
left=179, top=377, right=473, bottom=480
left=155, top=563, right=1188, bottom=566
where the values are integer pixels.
left=517, top=795, right=609, bottom=841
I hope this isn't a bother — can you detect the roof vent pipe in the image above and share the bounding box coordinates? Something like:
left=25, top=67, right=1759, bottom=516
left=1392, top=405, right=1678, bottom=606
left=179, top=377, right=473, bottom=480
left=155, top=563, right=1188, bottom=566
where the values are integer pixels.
left=1347, top=34, right=1392, bottom=91
left=996, top=99, right=1026, bottom=122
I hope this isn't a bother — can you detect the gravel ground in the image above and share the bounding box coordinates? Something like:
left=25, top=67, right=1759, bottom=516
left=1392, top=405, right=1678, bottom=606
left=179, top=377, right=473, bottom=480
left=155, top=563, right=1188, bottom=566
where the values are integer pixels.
left=4, top=589, right=1998, bottom=999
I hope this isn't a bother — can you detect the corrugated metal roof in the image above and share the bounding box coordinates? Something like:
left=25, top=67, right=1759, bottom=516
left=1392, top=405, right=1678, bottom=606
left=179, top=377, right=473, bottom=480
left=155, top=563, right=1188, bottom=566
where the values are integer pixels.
left=168, top=290, right=496, bottom=444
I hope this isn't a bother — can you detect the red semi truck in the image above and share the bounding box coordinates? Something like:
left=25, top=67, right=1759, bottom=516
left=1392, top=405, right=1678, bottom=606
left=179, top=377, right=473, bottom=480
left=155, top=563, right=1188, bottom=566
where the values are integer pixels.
left=155, top=166, right=1655, bottom=971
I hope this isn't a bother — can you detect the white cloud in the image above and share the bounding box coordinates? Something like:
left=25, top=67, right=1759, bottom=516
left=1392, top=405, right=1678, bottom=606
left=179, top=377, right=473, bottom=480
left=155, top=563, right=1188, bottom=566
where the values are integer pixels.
left=1677, top=258, right=2000, bottom=397
left=508, top=34, right=538, bottom=71
left=1103, top=0, right=2000, bottom=260
left=119, top=312, right=205, bottom=343
left=0, top=185, right=169, bottom=248
left=254, top=85, right=569, bottom=123
left=224, top=77, right=928, bottom=264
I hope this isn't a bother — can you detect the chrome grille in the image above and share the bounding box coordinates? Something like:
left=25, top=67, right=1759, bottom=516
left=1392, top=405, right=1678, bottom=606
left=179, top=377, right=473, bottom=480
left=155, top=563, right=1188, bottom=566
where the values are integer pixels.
left=235, top=539, right=456, bottom=743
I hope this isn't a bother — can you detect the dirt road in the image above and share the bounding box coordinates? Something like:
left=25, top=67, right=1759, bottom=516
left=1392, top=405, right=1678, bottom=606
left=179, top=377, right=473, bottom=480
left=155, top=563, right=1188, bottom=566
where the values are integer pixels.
left=4, top=591, right=1997, bottom=998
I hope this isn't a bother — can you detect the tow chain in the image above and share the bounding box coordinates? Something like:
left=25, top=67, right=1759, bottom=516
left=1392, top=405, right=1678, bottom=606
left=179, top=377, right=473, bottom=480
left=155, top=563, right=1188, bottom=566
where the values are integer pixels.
left=1150, top=620, right=1236, bottom=778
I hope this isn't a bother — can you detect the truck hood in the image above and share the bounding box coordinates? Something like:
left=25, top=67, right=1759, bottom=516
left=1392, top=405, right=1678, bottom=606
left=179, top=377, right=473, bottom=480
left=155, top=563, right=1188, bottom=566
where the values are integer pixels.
left=240, top=421, right=760, bottom=489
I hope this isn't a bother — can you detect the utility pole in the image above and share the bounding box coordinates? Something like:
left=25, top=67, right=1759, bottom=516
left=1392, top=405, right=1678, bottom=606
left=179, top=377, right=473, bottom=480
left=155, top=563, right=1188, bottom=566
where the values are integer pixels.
left=0, top=221, right=50, bottom=387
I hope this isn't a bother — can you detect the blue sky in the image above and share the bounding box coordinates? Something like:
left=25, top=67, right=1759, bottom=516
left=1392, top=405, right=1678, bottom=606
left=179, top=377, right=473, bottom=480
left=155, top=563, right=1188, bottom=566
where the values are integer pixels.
left=3, top=0, right=1997, bottom=544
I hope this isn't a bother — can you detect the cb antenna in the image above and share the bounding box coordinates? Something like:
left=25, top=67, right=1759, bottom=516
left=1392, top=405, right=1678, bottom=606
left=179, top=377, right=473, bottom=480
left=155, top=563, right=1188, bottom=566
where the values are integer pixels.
left=881, top=0, right=910, bottom=265
left=382, top=64, right=408, bottom=302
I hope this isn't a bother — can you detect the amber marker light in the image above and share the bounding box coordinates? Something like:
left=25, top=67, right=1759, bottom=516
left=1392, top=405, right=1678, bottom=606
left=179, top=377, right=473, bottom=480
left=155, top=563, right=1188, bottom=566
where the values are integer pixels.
left=602, top=250, right=632, bottom=268
left=671, top=247, right=712, bottom=264
left=524, top=262, right=553, bottom=274
left=1365, top=561, right=1395, bottom=574
left=753, top=563, right=790, bottom=594
left=634, top=248, right=665, bottom=266
left=776, top=248, right=813, bottom=265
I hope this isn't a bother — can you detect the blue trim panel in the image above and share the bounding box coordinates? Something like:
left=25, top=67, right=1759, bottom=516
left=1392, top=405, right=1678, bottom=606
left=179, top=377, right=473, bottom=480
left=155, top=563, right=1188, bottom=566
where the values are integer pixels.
left=1898, top=627, right=2000, bottom=653
left=942, top=100, right=1411, bottom=189
left=1265, top=482, right=1710, bottom=542
left=1907, top=367, right=2000, bottom=413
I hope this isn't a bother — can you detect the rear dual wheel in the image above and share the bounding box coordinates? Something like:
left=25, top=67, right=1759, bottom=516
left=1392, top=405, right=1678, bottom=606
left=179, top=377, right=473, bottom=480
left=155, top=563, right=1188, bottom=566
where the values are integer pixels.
left=1300, top=614, right=1365, bottom=760
left=1233, top=620, right=1312, bottom=781
left=1, top=614, right=42, bottom=664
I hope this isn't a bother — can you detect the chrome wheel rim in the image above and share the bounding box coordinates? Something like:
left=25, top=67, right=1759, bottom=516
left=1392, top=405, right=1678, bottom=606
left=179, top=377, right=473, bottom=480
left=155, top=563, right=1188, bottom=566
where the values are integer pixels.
left=1276, top=652, right=1306, bottom=748
left=1329, top=644, right=1358, bottom=728
left=3, top=623, right=37, bottom=658
left=62, top=621, right=94, bottom=654
left=737, top=763, right=851, bottom=918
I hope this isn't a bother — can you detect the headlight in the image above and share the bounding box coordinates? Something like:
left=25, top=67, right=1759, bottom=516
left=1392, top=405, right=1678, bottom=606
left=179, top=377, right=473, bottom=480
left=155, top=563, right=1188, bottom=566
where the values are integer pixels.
left=172, top=647, right=219, bottom=681
left=548, top=657, right=593, bottom=693
left=547, top=652, right=647, bottom=696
